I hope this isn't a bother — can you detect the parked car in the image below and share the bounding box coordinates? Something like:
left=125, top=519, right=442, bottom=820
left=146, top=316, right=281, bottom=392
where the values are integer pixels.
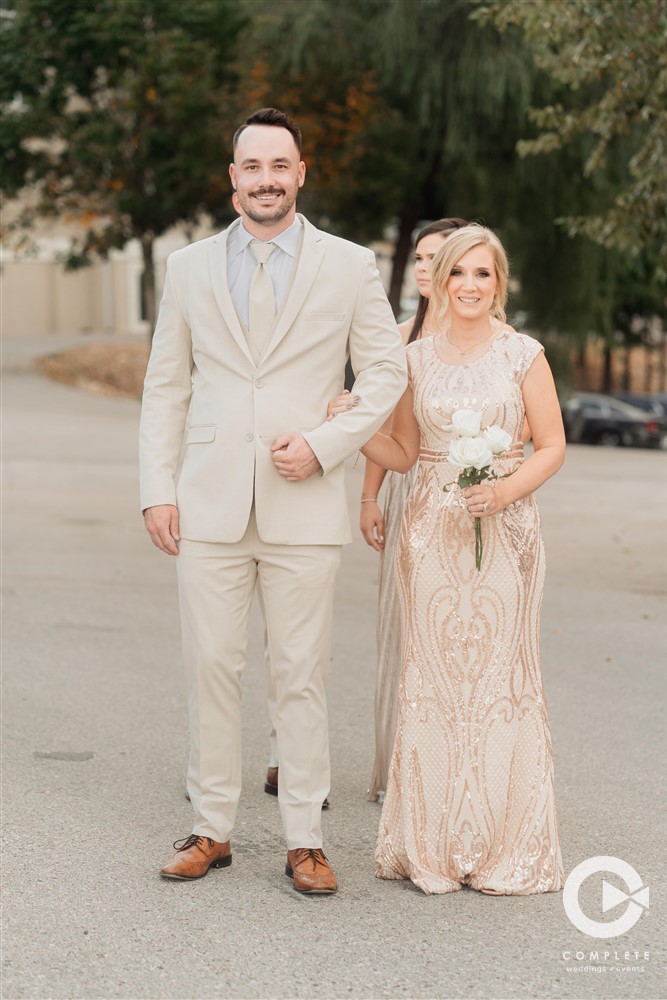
left=561, top=392, right=667, bottom=448
left=610, top=391, right=667, bottom=418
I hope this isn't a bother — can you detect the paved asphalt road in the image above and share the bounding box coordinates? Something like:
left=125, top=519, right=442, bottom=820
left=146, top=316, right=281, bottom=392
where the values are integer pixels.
left=2, top=341, right=665, bottom=1000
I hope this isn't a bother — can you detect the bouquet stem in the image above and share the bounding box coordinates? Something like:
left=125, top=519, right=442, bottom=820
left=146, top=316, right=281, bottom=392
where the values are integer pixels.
left=475, top=518, right=482, bottom=571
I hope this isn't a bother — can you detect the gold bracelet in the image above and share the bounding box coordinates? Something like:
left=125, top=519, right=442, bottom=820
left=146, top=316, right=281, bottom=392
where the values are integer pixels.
left=360, top=497, right=378, bottom=503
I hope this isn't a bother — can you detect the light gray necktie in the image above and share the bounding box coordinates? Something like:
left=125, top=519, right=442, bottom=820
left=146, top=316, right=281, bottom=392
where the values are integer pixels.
left=248, top=241, right=276, bottom=362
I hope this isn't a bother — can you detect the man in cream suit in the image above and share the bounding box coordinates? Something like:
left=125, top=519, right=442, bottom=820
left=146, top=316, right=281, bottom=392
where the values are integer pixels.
left=140, top=108, right=406, bottom=894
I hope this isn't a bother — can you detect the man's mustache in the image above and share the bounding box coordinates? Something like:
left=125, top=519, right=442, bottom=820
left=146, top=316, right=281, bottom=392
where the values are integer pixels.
left=251, top=188, right=285, bottom=197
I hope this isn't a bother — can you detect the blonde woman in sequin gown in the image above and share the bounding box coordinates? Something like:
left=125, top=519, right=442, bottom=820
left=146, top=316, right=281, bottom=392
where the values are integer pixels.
left=360, top=225, right=565, bottom=895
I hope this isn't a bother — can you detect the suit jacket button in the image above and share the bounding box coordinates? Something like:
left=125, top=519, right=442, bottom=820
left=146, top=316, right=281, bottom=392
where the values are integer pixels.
left=245, top=433, right=254, bottom=442
left=255, top=379, right=264, bottom=388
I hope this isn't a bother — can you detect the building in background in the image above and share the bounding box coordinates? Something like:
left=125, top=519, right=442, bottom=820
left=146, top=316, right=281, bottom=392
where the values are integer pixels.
left=1, top=225, right=185, bottom=338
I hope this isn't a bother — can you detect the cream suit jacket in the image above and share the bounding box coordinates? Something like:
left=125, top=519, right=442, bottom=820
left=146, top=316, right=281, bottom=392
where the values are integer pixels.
left=139, top=215, right=407, bottom=545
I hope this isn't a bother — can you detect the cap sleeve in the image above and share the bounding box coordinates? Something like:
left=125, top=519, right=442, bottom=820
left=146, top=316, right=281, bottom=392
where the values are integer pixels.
left=516, top=334, right=545, bottom=385
left=405, top=337, right=429, bottom=391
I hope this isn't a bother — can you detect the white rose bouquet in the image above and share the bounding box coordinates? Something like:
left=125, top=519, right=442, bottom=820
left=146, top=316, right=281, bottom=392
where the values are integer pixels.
left=446, top=409, right=513, bottom=570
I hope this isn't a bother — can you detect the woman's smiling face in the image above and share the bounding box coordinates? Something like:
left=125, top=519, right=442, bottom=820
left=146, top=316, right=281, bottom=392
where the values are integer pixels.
left=446, top=245, right=497, bottom=321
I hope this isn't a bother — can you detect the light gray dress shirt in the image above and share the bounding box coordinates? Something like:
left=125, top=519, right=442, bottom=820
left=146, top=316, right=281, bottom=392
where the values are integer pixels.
left=227, top=216, right=303, bottom=329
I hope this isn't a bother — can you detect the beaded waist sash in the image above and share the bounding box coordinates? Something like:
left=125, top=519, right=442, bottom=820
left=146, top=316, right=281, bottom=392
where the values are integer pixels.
left=419, top=445, right=525, bottom=464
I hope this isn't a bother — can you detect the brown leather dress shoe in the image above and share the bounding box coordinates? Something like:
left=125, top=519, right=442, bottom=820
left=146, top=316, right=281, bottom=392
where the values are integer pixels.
left=160, top=834, right=232, bottom=881
left=286, top=848, right=337, bottom=894
left=265, top=767, right=330, bottom=809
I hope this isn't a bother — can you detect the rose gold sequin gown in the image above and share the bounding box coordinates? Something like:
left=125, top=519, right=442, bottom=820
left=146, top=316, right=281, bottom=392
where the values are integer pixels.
left=375, top=331, right=563, bottom=895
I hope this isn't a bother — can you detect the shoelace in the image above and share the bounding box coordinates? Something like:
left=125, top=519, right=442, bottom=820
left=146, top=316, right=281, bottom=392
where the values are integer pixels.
left=173, top=834, right=215, bottom=853
left=292, top=848, right=327, bottom=871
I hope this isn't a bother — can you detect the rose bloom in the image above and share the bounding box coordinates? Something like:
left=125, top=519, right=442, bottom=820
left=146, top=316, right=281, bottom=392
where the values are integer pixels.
left=452, top=408, right=482, bottom=437
left=449, top=436, right=493, bottom=470
left=483, top=425, right=512, bottom=454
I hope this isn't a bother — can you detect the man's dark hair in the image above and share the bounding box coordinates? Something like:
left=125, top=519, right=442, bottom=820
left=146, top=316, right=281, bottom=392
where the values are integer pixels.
left=233, top=108, right=303, bottom=157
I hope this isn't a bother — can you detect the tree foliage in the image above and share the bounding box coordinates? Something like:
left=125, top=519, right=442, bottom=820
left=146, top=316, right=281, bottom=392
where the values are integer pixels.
left=480, top=0, right=667, bottom=270
left=243, top=0, right=663, bottom=387
left=1, top=0, right=247, bottom=328
left=243, top=0, right=537, bottom=309
left=1, top=0, right=662, bottom=385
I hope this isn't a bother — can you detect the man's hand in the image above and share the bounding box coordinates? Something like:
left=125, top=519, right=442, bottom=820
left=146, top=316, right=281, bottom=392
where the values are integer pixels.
left=144, top=504, right=181, bottom=555
left=271, top=434, right=321, bottom=481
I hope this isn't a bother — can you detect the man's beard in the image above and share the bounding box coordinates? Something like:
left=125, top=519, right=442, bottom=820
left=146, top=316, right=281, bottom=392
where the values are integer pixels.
left=239, top=187, right=297, bottom=226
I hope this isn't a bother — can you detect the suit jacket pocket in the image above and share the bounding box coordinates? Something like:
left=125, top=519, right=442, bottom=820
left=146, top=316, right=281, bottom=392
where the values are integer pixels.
left=304, top=312, right=346, bottom=322
left=187, top=424, right=216, bottom=444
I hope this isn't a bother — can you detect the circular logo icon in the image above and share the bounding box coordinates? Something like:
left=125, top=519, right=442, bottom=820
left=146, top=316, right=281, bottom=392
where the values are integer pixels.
left=563, top=856, right=650, bottom=939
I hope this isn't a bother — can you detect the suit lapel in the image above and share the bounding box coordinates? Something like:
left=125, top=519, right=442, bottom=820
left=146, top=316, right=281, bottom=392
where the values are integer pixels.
left=262, top=217, right=324, bottom=363
left=207, top=222, right=255, bottom=367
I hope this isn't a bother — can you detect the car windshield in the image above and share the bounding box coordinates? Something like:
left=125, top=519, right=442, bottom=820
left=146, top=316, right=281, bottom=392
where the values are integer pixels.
left=604, top=398, right=651, bottom=418
left=575, top=394, right=650, bottom=419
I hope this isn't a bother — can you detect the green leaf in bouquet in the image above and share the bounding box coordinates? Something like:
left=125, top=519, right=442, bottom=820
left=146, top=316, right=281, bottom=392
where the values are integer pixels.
left=457, top=471, right=478, bottom=488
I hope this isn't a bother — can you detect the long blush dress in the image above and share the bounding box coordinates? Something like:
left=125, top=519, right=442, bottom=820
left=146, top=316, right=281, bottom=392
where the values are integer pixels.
left=375, top=331, right=563, bottom=895
left=367, top=466, right=416, bottom=802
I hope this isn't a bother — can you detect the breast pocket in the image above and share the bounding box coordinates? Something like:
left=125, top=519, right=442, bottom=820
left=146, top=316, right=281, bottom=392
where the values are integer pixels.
left=304, top=312, right=346, bottom=322
left=187, top=424, right=216, bottom=444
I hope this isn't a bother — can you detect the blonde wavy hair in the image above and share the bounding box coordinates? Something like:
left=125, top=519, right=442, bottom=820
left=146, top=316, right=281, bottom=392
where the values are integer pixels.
left=430, top=224, right=509, bottom=329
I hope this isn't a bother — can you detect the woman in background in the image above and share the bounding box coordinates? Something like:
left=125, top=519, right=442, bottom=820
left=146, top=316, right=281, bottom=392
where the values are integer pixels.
left=361, top=219, right=467, bottom=801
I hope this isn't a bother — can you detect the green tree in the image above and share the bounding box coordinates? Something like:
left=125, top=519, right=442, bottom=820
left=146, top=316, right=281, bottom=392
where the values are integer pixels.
left=1, top=0, right=247, bottom=332
left=244, top=0, right=536, bottom=311
left=481, top=0, right=667, bottom=271
left=246, top=0, right=663, bottom=390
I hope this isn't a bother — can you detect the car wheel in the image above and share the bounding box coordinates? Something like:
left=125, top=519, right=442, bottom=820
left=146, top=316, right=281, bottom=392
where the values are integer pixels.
left=597, top=430, right=621, bottom=447
left=621, top=430, right=636, bottom=447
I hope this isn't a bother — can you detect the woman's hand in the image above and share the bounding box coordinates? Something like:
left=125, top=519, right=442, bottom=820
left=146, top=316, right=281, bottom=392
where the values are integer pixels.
left=327, top=389, right=360, bottom=420
left=462, top=481, right=508, bottom=518
left=360, top=500, right=385, bottom=551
